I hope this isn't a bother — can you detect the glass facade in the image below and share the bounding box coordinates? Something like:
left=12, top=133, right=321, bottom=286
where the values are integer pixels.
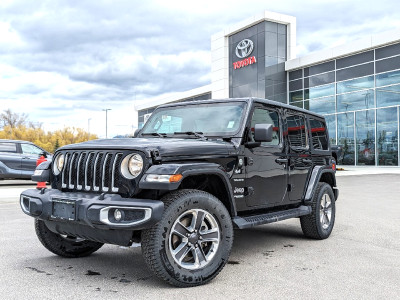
left=289, top=42, right=400, bottom=166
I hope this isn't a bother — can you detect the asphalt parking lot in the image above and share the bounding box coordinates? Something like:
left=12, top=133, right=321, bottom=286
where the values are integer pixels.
left=0, top=174, right=399, bottom=299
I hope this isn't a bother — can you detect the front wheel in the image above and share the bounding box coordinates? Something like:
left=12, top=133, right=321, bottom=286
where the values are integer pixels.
left=35, top=219, right=104, bottom=258
left=141, top=189, right=234, bottom=287
left=300, top=182, right=336, bottom=240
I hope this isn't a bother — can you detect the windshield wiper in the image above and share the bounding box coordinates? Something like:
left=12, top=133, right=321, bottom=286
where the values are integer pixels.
left=141, top=132, right=167, bottom=138
left=173, top=131, right=208, bottom=140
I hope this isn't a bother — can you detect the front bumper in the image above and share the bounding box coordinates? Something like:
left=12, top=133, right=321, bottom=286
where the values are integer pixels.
left=20, top=189, right=164, bottom=230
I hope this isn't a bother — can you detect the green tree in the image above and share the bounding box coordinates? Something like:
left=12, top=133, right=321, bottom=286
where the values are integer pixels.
left=53, top=139, right=60, bottom=152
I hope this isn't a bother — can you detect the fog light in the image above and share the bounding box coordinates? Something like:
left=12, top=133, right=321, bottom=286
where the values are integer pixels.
left=114, top=209, right=122, bottom=222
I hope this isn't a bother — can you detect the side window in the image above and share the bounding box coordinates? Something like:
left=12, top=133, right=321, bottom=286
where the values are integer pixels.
left=250, top=107, right=280, bottom=146
left=287, top=114, right=308, bottom=148
left=309, top=118, right=329, bottom=150
left=21, top=144, right=43, bottom=155
left=0, top=142, right=17, bottom=153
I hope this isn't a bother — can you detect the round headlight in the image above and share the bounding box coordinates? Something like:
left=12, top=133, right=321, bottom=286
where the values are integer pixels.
left=128, top=154, right=143, bottom=177
left=121, top=153, right=143, bottom=179
left=53, top=153, right=65, bottom=175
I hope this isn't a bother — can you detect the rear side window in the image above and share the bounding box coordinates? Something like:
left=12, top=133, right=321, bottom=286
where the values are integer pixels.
left=0, top=142, right=17, bottom=153
left=309, top=118, right=329, bottom=150
left=287, top=114, right=308, bottom=148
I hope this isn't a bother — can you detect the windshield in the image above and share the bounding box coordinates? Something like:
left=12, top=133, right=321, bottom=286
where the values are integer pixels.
left=141, top=102, right=247, bottom=137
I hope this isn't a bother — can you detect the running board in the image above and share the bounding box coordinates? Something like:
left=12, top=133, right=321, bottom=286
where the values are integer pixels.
left=232, top=205, right=312, bottom=229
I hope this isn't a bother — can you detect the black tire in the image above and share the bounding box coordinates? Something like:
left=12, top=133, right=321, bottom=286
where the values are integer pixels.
left=35, top=219, right=104, bottom=258
left=141, top=189, right=234, bottom=287
left=300, top=182, right=336, bottom=240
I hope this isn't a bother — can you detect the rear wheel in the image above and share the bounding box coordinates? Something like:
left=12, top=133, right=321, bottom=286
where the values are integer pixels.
left=35, top=219, right=104, bottom=258
left=141, top=189, right=233, bottom=287
left=300, top=182, right=336, bottom=239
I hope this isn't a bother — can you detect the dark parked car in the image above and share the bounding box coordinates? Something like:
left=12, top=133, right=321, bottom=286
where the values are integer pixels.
left=331, top=144, right=343, bottom=163
left=0, top=139, right=51, bottom=180
left=20, top=98, right=338, bottom=287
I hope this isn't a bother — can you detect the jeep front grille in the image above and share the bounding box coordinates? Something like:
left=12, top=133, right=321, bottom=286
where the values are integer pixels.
left=61, top=151, right=123, bottom=193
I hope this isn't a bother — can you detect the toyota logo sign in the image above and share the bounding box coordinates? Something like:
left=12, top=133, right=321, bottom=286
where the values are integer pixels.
left=235, top=39, right=254, bottom=58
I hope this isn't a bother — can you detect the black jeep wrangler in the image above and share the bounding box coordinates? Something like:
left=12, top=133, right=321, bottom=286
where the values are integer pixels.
left=20, top=98, right=338, bottom=287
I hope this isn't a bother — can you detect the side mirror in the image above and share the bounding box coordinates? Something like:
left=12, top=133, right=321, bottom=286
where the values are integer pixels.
left=133, top=129, right=140, bottom=138
left=254, top=124, right=273, bottom=142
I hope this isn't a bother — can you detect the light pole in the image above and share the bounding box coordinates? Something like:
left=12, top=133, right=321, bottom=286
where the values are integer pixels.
left=102, top=109, right=111, bottom=138
left=87, top=118, right=91, bottom=141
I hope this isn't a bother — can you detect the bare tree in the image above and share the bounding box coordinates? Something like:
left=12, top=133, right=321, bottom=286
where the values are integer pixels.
left=28, top=121, right=43, bottom=130
left=0, top=109, right=28, bottom=129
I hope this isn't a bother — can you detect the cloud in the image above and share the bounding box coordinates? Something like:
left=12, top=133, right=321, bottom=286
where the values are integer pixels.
left=0, top=0, right=399, bottom=137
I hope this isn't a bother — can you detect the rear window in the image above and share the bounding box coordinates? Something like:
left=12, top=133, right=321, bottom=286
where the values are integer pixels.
left=0, top=142, right=17, bottom=153
left=309, top=118, right=329, bottom=150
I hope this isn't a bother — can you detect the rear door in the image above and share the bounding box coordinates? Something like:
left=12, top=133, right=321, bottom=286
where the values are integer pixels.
left=0, top=142, right=22, bottom=176
left=285, top=112, right=313, bottom=202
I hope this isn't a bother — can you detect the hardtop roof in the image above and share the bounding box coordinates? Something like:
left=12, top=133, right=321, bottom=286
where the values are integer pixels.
left=156, top=97, right=325, bottom=119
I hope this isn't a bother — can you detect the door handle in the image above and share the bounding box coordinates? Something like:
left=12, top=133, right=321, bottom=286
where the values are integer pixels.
left=302, top=158, right=312, bottom=164
left=275, top=158, right=288, bottom=164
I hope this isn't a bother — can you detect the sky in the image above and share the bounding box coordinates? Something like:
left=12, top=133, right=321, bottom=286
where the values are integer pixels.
left=1, top=0, right=400, bottom=138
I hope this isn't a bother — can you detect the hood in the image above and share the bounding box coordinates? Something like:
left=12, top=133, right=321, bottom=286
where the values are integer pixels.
left=59, top=138, right=236, bottom=158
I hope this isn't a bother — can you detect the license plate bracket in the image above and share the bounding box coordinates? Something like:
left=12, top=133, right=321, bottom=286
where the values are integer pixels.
left=51, top=198, right=76, bottom=221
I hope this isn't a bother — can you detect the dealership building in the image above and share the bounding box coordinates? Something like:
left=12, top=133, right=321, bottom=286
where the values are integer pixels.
left=134, top=11, right=400, bottom=166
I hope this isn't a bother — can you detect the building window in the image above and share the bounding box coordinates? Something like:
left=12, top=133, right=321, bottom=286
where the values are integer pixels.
left=336, top=62, right=374, bottom=81
left=376, top=56, right=400, bottom=73
left=376, top=69, right=400, bottom=87
left=304, top=71, right=335, bottom=88
left=304, top=96, right=336, bottom=115
left=336, top=51, right=374, bottom=69
left=337, top=89, right=374, bottom=112
left=337, top=113, right=355, bottom=165
left=304, top=61, right=335, bottom=77
left=356, top=110, right=375, bottom=166
left=377, top=107, right=399, bottom=166
left=289, top=90, right=303, bottom=103
left=336, top=75, right=374, bottom=94
left=289, top=69, right=302, bottom=81
left=289, top=79, right=302, bottom=91
left=304, top=83, right=335, bottom=99
left=376, top=84, right=400, bottom=108
left=376, top=43, right=400, bottom=60
left=325, top=115, right=336, bottom=145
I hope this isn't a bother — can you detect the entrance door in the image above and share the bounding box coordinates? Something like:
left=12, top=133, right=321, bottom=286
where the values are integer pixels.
left=245, top=105, right=288, bottom=208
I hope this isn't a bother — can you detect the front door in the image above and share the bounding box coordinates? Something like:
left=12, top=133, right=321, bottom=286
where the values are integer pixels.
left=244, top=105, right=289, bottom=208
left=20, top=143, right=44, bottom=173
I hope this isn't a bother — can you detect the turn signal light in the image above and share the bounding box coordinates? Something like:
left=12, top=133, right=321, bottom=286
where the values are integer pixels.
left=146, top=174, right=183, bottom=183
left=169, top=174, right=183, bottom=183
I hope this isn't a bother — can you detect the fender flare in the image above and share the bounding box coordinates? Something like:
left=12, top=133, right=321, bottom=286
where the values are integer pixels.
left=304, top=166, right=338, bottom=203
left=139, top=162, right=237, bottom=216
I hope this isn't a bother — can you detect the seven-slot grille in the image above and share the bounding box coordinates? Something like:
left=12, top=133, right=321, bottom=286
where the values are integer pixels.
left=61, top=151, right=123, bottom=193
